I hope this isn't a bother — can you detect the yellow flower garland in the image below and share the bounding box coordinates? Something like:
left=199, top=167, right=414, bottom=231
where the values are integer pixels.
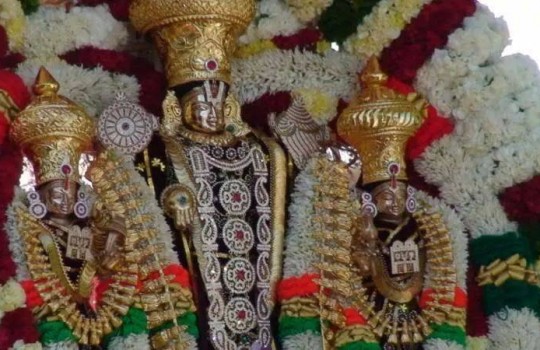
left=236, top=39, right=277, bottom=58
left=344, top=0, right=432, bottom=61
left=0, top=0, right=26, bottom=53
left=285, top=0, right=333, bottom=24
left=294, top=88, right=338, bottom=124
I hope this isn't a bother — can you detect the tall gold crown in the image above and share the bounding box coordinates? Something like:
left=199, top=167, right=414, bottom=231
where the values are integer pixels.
left=10, top=68, right=95, bottom=186
left=337, top=58, right=427, bottom=185
left=129, top=0, right=256, bottom=87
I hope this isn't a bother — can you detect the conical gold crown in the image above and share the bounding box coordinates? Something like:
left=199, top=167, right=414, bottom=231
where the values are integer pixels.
left=129, top=0, right=255, bottom=87
left=337, top=58, right=426, bottom=185
left=10, top=67, right=95, bottom=185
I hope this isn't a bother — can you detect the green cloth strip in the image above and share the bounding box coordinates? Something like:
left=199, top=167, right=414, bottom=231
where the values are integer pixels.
left=18, top=0, right=40, bottom=14
left=482, top=280, right=540, bottom=316
left=38, top=320, right=77, bottom=345
left=149, top=311, right=199, bottom=339
left=427, top=323, right=466, bottom=346
left=103, top=307, right=148, bottom=346
left=279, top=316, right=321, bottom=339
left=470, top=232, right=534, bottom=266
left=338, top=341, right=381, bottom=350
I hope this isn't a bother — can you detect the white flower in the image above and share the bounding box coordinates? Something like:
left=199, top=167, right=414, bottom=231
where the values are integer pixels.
left=24, top=5, right=130, bottom=58
left=488, top=308, right=540, bottom=350
left=16, top=58, right=140, bottom=117
left=232, top=49, right=359, bottom=106
left=10, top=340, right=43, bottom=350
left=0, top=279, right=26, bottom=313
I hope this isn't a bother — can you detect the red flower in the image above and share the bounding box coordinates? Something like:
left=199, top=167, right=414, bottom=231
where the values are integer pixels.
left=380, top=0, right=476, bottom=84
left=242, top=92, right=292, bottom=135
left=0, top=70, right=30, bottom=111
left=467, top=265, right=489, bottom=337
left=277, top=274, right=319, bottom=301
left=0, top=26, right=8, bottom=59
left=61, top=47, right=167, bottom=116
left=0, top=141, right=23, bottom=284
left=272, top=27, right=322, bottom=51
left=0, top=308, right=40, bottom=347
left=500, top=176, right=540, bottom=221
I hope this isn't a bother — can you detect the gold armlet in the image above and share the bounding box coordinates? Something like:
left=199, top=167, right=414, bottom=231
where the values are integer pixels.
left=477, top=253, right=539, bottom=287
left=151, top=325, right=189, bottom=350
left=335, top=325, right=377, bottom=347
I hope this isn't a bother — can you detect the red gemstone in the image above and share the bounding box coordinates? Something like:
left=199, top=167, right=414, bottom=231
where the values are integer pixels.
left=61, top=164, right=72, bottom=175
left=206, top=59, right=218, bottom=71
left=236, top=270, right=246, bottom=281
left=235, top=230, right=245, bottom=240
left=237, top=310, right=246, bottom=320
left=232, top=192, right=242, bottom=203
left=389, top=163, right=400, bottom=175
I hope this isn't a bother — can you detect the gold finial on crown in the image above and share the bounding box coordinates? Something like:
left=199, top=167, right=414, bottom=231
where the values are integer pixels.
left=10, top=67, right=95, bottom=186
left=129, top=0, right=256, bottom=87
left=337, top=57, right=427, bottom=185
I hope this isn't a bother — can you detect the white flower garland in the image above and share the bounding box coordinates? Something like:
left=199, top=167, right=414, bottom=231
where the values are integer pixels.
left=43, top=342, right=77, bottom=350
left=6, top=189, right=31, bottom=282
left=108, top=334, right=151, bottom=350
left=343, top=0, right=433, bottom=62
left=487, top=308, right=540, bottom=350
left=414, top=5, right=537, bottom=238
left=16, top=58, right=140, bottom=117
left=23, top=5, right=130, bottom=59
left=282, top=331, right=324, bottom=350
left=282, top=157, right=319, bottom=278
left=232, top=49, right=359, bottom=105
left=414, top=5, right=540, bottom=348
left=10, top=340, right=42, bottom=350
left=424, top=339, right=465, bottom=350
left=239, top=0, right=304, bottom=45
left=285, top=0, right=333, bottom=24
left=0, top=279, right=26, bottom=318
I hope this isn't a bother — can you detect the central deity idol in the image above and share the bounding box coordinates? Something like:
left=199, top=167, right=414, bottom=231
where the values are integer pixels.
left=130, top=1, right=287, bottom=349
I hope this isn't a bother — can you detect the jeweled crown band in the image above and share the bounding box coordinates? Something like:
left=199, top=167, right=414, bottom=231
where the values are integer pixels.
left=129, top=0, right=255, bottom=87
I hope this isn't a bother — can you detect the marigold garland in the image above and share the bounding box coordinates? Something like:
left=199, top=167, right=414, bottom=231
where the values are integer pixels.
left=343, top=0, right=433, bottom=62
left=0, top=0, right=26, bottom=52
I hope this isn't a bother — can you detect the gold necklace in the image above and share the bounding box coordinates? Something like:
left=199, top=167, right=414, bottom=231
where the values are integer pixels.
left=352, top=210, right=460, bottom=347
left=177, top=126, right=236, bottom=147
left=311, top=159, right=462, bottom=348
left=17, top=208, right=138, bottom=345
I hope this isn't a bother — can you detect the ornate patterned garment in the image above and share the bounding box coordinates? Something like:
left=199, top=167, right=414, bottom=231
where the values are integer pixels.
left=167, top=133, right=286, bottom=350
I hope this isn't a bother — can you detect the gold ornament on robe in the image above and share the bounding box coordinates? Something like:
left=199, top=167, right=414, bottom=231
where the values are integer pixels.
left=10, top=67, right=95, bottom=185
left=129, top=0, right=256, bottom=87
left=337, top=57, right=427, bottom=185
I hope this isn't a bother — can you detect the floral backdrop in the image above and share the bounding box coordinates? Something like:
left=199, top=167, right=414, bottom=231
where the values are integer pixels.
left=0, top=0, right=539, bottom=348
